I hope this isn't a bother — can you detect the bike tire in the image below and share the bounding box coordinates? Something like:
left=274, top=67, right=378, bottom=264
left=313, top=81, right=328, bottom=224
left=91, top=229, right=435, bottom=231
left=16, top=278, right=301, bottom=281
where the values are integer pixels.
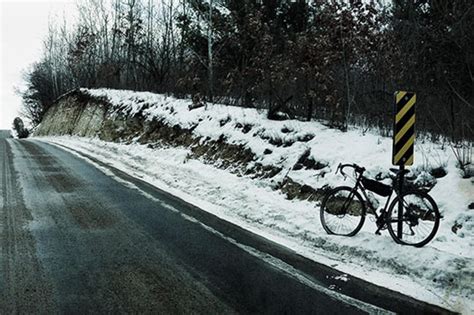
left=387, top=190, right=440, bottom=247
left=320, top=186, right=366, bottom=236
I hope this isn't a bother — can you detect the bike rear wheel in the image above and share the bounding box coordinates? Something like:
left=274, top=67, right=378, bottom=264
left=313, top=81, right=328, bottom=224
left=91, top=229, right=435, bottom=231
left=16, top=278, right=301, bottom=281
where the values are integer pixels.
left=320, top=186, right=366, bottom=236
left=387, top=190, right=440, bottom=247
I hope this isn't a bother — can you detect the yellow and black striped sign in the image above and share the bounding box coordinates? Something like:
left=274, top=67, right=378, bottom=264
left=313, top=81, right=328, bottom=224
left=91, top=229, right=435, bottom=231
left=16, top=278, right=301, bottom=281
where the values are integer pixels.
left=393, top=91, right=416, bottom=166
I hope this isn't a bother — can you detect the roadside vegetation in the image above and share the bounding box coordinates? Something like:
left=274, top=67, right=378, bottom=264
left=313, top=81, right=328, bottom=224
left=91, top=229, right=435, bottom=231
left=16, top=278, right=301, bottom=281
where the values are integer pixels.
left=20, top=1, right=473, bottom=140
left=17, top=0, right=472, bottom=176
left=12, top=117, right=29, bottom=139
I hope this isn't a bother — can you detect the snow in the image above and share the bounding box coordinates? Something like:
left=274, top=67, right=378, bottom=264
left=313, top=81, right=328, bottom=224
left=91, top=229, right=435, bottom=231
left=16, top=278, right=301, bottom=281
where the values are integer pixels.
left=333, top=274, right=350, bottom=282
left=37, top=88, right=473, bottom=313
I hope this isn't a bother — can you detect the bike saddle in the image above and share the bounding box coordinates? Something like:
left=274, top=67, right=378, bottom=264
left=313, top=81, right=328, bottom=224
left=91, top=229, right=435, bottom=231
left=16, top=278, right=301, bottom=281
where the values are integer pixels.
left=389, top=168, right=410, bottom=175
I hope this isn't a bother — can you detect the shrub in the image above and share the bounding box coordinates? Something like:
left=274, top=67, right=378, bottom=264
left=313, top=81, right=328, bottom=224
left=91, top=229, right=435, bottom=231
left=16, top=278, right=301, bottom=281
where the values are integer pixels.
left=12, top=117, right=29, bottom=139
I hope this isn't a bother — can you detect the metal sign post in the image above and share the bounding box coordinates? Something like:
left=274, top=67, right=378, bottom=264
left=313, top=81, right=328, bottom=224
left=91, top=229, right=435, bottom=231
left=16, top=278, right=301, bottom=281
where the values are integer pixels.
left=392, top=91, right=416, bottom=240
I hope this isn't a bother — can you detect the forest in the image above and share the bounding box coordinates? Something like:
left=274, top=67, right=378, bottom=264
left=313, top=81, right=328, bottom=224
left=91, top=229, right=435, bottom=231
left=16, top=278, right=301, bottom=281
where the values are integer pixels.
left=20, top=0, right=474, bottom=144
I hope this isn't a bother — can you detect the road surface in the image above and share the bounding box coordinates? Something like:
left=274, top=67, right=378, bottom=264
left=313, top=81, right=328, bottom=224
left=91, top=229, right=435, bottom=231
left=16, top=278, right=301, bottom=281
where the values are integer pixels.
left=0, top=130, right=452, bottom=314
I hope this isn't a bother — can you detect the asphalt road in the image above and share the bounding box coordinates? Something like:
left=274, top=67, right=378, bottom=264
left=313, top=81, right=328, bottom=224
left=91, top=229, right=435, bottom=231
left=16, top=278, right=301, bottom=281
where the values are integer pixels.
left=0, top=130, right=453, bottom=314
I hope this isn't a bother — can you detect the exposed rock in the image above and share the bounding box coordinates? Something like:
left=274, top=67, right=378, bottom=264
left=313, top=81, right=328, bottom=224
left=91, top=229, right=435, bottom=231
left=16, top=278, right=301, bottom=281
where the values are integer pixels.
left=300, top=184, right=314, bottom=194
left=268, top=111, right=290, bottom=121
left=188, top=103, right=205, bottom=111
left=35, top=91, right=108, bottom=138
left=269, top=137, right=283, bottom=147
left=294, top=148, right=327, bottom=171
left=281, top=126, right=293, bottom=133
left=297, top=134, right=315, bottom=142
left=242, top=124, right=252, bottom=134
left=452, top=222, right=463, bottom=234
left=293, top=163, right=304, bottom=171
left=219, top=116, right=231, bottom=126
left=234, top=122, right=253, bottom=134
left=235, top=123, right=253, bottom=134
left=244, top=163, right=282, bottom=179
left=35, top=89, right=328, bottom=203
left=430, top=167, right=447, bottom=178
left=297, top=149, right=311, bottom=164
left=279, top=177, right=328, bottom=201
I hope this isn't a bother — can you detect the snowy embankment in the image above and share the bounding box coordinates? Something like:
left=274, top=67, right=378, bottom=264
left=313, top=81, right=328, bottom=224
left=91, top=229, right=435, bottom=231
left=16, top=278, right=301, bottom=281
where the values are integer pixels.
left=36, top=88, right=473, bottom=313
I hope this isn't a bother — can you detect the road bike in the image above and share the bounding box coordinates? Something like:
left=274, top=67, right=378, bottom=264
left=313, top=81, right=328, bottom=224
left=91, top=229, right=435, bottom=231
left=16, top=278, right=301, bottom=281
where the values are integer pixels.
left=320, top=163, right=440, bottom=247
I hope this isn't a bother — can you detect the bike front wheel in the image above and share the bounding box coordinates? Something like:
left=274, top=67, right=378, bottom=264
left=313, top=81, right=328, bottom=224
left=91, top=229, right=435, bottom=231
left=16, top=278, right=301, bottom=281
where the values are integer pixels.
left=387, top=190, right=440, bottom=247
left=320, top=186, right=366, bottom=236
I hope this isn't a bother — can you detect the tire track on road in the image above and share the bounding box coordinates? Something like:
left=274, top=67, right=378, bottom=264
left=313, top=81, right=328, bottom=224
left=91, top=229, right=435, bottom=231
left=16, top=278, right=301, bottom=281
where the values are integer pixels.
left=0, top=138, right=56, bottom=313
left=7, top=139, right=235, bottom=313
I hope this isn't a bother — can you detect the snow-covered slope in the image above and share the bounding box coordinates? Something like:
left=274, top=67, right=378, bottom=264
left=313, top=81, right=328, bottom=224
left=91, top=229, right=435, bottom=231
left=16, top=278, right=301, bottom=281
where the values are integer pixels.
left=36, top=88, right=473, bottom=313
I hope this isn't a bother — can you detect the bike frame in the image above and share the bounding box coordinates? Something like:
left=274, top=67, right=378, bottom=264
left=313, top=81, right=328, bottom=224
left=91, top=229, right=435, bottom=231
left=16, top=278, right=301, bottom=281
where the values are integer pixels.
left=342, top=167, right=400, bottom=225
left=331, top=163, right=439, bottom=245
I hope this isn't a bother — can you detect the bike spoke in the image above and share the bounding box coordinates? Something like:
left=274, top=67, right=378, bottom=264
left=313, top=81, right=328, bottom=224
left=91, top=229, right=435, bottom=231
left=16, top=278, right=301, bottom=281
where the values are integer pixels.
left=320, top=187, right=365, bottom=236
left=388, top=191, right=440, bottom=246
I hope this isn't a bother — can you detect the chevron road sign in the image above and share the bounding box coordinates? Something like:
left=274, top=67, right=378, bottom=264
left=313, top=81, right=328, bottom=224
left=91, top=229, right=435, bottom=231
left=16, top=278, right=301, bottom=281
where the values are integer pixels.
left=392, top=91, right=416, bottom=166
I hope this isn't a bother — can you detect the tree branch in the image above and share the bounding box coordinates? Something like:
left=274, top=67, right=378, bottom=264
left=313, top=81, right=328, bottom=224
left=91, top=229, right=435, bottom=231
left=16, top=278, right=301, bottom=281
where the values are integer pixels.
left=447, top=80, right=474, bottom=109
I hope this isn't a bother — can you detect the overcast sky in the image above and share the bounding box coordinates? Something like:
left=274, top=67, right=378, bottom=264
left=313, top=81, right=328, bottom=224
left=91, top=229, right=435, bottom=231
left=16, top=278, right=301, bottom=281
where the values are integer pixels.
left=0, top=0, right=75, bottom=129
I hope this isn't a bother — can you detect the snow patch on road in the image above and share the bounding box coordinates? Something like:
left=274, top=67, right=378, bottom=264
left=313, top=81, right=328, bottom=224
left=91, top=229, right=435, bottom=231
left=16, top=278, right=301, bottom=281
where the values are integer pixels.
left=333, top=274, right=350, bottom=282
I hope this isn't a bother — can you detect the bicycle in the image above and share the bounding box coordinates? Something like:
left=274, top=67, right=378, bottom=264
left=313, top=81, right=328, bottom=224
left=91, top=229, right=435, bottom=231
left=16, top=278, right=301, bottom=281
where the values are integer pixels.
left=320, top=163, right=440, bottom=247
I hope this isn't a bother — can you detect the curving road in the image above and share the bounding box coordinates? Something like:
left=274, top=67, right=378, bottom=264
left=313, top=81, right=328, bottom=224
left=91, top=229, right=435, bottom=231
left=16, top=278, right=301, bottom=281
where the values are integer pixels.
left=0, top=130, right=452, bottom=314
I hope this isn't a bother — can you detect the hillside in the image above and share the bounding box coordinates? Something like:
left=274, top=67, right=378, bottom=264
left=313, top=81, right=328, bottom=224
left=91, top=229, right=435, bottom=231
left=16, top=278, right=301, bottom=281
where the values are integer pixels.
left=35, top=88, right=473, bottom=313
